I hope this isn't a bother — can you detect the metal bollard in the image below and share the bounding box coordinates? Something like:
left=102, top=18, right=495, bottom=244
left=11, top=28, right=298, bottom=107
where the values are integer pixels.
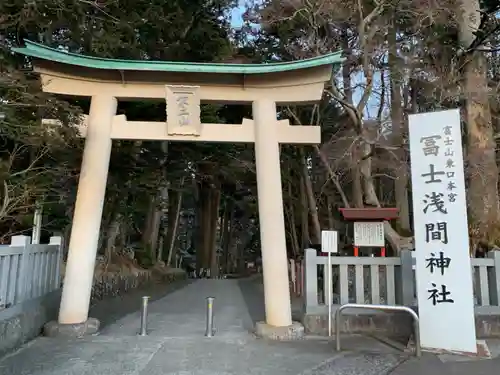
left=205, top=297, right=215, bottom=337
left=139, top=296, right=150, bottom=336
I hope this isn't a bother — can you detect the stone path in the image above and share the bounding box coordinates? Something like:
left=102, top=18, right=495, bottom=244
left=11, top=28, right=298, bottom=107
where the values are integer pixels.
left=0, top=278, right=499, bottom=374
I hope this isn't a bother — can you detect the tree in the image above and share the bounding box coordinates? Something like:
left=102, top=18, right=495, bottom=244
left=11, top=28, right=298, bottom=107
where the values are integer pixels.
left=0, top=0, right=253, bottom=273
left=253, top=0, right=500, bottom=255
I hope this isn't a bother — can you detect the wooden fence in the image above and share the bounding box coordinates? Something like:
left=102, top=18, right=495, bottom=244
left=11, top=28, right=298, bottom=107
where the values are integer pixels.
left=303, top=248, right=500, bottom=315
left=0, top=235, right=62, bottom=309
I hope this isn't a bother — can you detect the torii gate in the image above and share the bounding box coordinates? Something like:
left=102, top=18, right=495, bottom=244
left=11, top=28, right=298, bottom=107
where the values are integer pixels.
left=13, top=40, right=342, bottom=338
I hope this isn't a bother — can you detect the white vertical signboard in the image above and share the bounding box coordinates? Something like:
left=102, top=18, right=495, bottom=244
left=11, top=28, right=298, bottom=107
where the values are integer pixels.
left=409, top=109, right=476, bottom=354
left=321, top=230, right=337, bottom=337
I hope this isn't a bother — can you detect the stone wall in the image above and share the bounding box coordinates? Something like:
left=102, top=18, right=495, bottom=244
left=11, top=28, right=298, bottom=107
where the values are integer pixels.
left=90, top=269, right=187, bottom=304
left=90, top=272, right=153, bottom=304
left=303, top=309, right=500, bottom=339
left=0, top=290, right=61, bottom=357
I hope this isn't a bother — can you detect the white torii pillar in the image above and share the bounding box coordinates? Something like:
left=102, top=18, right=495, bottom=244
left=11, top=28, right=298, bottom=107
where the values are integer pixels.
left=253, top=99, right=293, bottom=328
left=46, top=95, right=117, bottom=335
left=45, top=94, right=312, bottom=337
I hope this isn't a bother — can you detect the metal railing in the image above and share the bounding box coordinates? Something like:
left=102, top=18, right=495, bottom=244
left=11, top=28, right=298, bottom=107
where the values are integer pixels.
left=335, top=303, right=421, bottom=357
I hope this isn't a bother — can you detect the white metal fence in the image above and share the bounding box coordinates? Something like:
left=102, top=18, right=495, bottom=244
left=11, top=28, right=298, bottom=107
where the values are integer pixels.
left=0, top=235, right=62, bottom=309
left=303, top=248, right=500, bottom=315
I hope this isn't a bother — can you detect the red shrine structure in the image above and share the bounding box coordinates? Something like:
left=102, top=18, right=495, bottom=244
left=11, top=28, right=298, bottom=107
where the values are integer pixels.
left=339, top=207, right=399, bottom=257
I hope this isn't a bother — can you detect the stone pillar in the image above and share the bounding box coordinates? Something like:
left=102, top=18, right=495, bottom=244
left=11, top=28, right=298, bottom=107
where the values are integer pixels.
left=304, top=248, right=319, bottom=314
left=45, top=96, right=117, bottom=337
left=398, top=250, right=415, bottom=306
left=252, top=99, right=293, bottom=330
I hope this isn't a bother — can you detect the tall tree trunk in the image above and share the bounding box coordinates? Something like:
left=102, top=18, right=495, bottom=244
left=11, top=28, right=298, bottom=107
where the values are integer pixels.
left=301, top=151, right=321, bottom=243
left=230, top=213, right=251, bottom=273
left=300, top=174, right=310, bottom=248
left=458, top=0, right=500, bottom=243
left=209, top=185, right=221, bottom=278
left=164, top=188, right=179, bottom=263
left=166, top=183, right=184, bottom=267
left=194, top=182, right=203, bottom=272
left=151, top=141, right=169, bottom=262
left=197, top=181, right=212, bottom=272
left=220, top=198, right=229, bottom=272
left=352, top=163, right=364, bottom=208
left=327, top=194, right=335, bottom=230
left=227, top=216, right=236, bottom=271
left=148, top=204, right=162, bottom=260
left=464, top=52, right=499, bottom=239
left=157, top=236, right=164, bottom=263
left=342, top=31, right=363, bottom=208
left=388, top=22, right=411, bottom=232
left=142, top=198, right=156, bottom=245
left=143, top=170, right=168, bottom=259
left=287, top=180, right=300, bottom=258
left=221, top=198, right=234, bottom=273
left=105, top=212, right=122, bottom=270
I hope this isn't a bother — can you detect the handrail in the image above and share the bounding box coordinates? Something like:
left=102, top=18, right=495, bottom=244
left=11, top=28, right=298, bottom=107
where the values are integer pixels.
left=335, top=303, right=421, bottom=357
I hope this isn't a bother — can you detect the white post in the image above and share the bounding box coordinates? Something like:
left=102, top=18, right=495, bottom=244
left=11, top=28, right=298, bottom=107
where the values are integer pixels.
left=49, top=236, right=63, bottom=291
left=253, top=99, right=292, bottom=327
left=328, top=249, right=332, bottom=336
left=489, top=251, right=500, bottom=306
left=58, top=96, right=117, bottom=325
left=11, top=235, right=32, bottom=304
left=32, top=204, right=43, bottom=244
left=322, top=230, right=338, bottom=337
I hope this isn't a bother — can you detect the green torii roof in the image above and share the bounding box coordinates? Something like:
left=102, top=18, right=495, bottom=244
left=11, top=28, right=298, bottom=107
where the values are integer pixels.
left=12, top=40, right=343, bottom=75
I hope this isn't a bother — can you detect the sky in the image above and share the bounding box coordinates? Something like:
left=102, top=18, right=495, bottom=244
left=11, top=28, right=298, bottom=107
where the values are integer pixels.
left=228, top=2, right=381, bottom=119
left=230, top=5, right=245, bottom=28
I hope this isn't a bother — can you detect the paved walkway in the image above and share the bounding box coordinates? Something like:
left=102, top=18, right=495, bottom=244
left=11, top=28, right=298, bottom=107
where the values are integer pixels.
left=0, top=278, right=499, bottom=374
